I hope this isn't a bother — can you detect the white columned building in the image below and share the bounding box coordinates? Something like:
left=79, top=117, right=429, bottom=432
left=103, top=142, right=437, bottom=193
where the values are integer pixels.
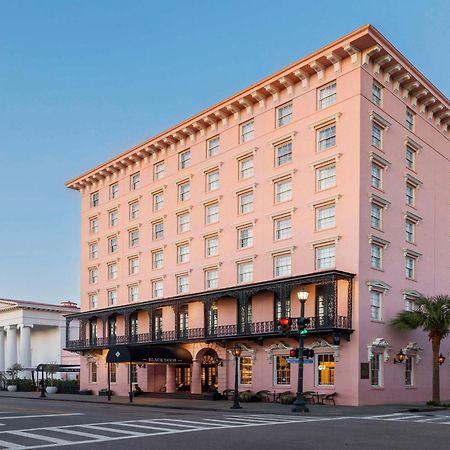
left=0, top=299, right=80, bottom=379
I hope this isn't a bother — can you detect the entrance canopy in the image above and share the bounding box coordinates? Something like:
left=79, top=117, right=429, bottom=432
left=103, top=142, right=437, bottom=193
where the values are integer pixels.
left=106, top=345, right=192, bottom=365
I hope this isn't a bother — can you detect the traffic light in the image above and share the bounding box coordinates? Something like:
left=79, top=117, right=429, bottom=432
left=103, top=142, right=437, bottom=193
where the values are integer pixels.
left=304, top=348, right=315, bottom=358
left=289, top=348, right=299, bottom=358
left=298, top=317, right=311, bottom=334
left=277, top=317, right=292, bottom=335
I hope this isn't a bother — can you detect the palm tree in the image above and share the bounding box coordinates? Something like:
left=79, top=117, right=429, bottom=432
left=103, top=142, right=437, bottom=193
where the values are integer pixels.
left=392, top=295, right=450, bottom=403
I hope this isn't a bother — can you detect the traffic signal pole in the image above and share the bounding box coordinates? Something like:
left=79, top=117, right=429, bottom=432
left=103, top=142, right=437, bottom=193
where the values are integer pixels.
left=292, top=298, right=308, bottom=413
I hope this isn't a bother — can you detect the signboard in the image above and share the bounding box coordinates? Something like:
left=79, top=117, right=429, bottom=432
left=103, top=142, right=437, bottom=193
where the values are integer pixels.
left=303, top=359, right=314, bottom=364
left=287, top=358, right=314, bottom=364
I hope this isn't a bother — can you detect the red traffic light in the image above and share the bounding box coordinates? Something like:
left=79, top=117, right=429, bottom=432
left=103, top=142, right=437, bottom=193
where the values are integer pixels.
left=289, top=349, right=299, bottom=358
left=279, top=318, right=290, bottom=327
left=277, top=317, right=292, bottom=334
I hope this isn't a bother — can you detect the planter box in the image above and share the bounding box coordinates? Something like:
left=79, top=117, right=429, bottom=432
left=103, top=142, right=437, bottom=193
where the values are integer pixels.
left=46, top=386, right=58, bottom=394
left=79, top=389, right=93, bottom=395
left=7, top=385, right=17, bottom=392
left=98, top=390, right=113, bottom=396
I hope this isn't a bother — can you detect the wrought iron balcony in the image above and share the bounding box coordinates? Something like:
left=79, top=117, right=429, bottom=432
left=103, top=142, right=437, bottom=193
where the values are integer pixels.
left=66, top=315, right=352, bottom=351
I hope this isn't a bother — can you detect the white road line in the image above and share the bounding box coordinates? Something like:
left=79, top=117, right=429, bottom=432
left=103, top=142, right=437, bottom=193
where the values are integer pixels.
left=6, top=430, right=71, bottom=445
left=384, top=415, right=424, bottom=421
left=110, top=423, right=182, bottom=432
left=0, top=413, right=84, bottom=420
left=140, top=420, right=204, bottom=429
left=0, top=438, right=26, bottom=449
left=413, top=416, right=447, bottom=422
left=150, top=418, right=224, bottom=427
left=226, top=415, right=304, bottom=423
left=78, top=424, right=148, bottom=437
left=51, top=427, right=110, bottom=440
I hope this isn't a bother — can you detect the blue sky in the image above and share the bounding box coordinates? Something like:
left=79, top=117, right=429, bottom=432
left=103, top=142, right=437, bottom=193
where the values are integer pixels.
left=0, top=0, right=448, bottom=304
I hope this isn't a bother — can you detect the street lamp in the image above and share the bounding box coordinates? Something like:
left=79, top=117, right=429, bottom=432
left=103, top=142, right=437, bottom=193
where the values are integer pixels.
left=438, top=353, right=446, bottom=365
left=293, top=288, right=309, bottom=413
left=230, top=343, right=242, bottom=409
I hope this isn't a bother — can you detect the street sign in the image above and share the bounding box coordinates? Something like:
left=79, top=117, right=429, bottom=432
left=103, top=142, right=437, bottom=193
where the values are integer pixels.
left=303, top=359, right=314, bottom=364
left=287, top=358, right=314, bottom=364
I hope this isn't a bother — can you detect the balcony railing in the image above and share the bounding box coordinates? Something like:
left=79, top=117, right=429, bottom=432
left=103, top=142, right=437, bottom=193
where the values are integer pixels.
left=67, top=315, right=351, bottom=350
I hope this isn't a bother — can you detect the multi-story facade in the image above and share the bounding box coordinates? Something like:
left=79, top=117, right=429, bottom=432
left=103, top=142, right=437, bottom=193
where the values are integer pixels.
left=65, top=25, right=450, bottom=405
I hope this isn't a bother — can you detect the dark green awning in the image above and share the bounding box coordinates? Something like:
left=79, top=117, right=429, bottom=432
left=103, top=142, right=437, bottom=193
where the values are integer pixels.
left=106, top=345, right=192, bottom=364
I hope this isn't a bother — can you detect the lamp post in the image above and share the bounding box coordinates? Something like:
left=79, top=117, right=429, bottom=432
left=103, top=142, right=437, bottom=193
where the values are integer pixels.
left=230, top=343, right=242, bottom=409
left=293, top=289, right=309, bottom=413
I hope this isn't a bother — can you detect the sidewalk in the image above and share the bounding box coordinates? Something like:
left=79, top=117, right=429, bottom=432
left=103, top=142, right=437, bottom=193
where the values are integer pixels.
left=0, top=391, right=445, bottom=416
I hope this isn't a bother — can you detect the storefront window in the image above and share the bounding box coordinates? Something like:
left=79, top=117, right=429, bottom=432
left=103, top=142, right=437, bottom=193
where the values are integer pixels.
left=109, top=364, right=117, bottom=383
left=316, top=354, right=335, bottom=386
left=274, top=355, right=290, bottom=385
left=129, top=364, right=137, bottom=383
left=239, top=357, right=252, bottom=385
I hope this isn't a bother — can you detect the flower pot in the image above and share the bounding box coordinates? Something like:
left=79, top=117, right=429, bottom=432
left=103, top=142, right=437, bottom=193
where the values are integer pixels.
left=7, top=385, right=17, bottom=392
left=46, top=386, right=58, bottom=394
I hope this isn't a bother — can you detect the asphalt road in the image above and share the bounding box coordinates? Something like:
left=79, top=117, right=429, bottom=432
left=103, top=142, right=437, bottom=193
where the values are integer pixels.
left=0, top=398, right=449, bottom=449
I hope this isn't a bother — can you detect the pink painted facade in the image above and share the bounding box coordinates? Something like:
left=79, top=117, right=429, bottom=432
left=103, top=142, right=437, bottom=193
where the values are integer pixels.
left=66, top=25, right=450, bottom=405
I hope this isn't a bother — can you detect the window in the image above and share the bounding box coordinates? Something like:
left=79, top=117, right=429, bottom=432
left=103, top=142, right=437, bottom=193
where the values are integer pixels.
left=238, top=191, right=253, bottom=214
left=274, top=216, right=292, bottom=240
left=370, top=291, right=382, bottom=321
left=405, top=219, right=415, bottom=243
left=130, top=172, right=140, bottom=191
left=371, top=203, right=383, bottom=229
left=205, top=235, right=219, bottom=257
left=237, top=261, right=253, bottom=283
left=89, top=242, right=98, bottom=259
left=177, top=274, right=189, bottom=294
left=371, top=244, right=383, bottom=269
left=178, top=181, right=190, bottom=202
left=238, top=226, right=253, bottom=249
left=89, top=267, right=98, bottom=284
left=206, top=170, right=220, bottom=192
left=274, top=355, right=290, bottom=385
left=89, top=362, right=97, bottom=383
left=405, top=182, right=416, bottom=206
left=129, top=201, right=139, bottom=220
left=370, top=353, right=382, bottom=387
left=179, top=150, right=191, bottom=169
left=239, top=357, right=253, bottom=385
left=89, top=217, right=99, bottom=234
left=109, top=209, right=118, bottom=227
left=315, top=244, right=336, bottom=270
left=240, top=120, right=254, bottom=143
left=177, top=212, right=190, bottom=233
left=177, top=243, right=190, bottom=264
left=129, top=229, right=139, bottom=247
left=371, top=163, right=383, bottom=189
left=275, top=141, right=292, bottom=166
left=110, top=183, right=119, bottom=200
left=372, top=124, right=382, bottom=148
left=274, top=254, right=291, bottom=277
left=153, top=220, right=164, bottom=240
left=205, top=268, right=219, bottom=289
left=405, top=357, right=414, bottom=386
left=91, top=191, right=99, bottom=208
left=129, top=257, right=139, bottom=275
left=318, top=82, right=336, bottom=109
left=207, top=303, right=218, bottom=334
left=108, top=289, right=118, bottom=306
left=207, top=136, right=220, bottom=157
left=316, top=354, right=335, bottom=386
left=108, top=236, right=118, bottom=254
left=316, top=204, right=336, bottom=230
left=108, top=317, right=117, bottom=337
left=152, top=249, right=163, bottom=269
left=405, top=255, right=416, bottom=279
left=406, top=145, right=416, bottom=169
left=130, top=364, right=137, bottom=383
left=276, top=103, right=292, bottom=127
left=108, top=262, right=118, bottom=280
left=372, top=82, right=383, bottom=106
left=274, top=178, right=292, bottom=203
left=153, top=310, right=163, bottom=339
left=153, top=191, right=164, bottom=211
left=205, top=202, right=219, bottom=224
left=239, top=156, right=254, bottom=179
left=316, top=164, right=336, bottom=191
left=109, top=363, right=117, bottom=383
left=128, top=285, right=139, bottom=302
left=89, top=293, right=98, bottom=309
left=154, top=161, right=165, bottom=180
left=275, top=297, right=291, bottom=321
left=152, top=279, right=163, bottom=299
left=405, top=295, right=416, bottom=312
left=179, top=305, right=189, bottom=338
left=317, top=124, right=336, bottom=151
left=406, top=108, right=415, bottom=131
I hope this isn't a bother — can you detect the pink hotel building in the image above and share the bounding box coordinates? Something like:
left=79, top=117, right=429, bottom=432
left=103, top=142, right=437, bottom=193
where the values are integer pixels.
left=65, top=25, right=450, bottom=405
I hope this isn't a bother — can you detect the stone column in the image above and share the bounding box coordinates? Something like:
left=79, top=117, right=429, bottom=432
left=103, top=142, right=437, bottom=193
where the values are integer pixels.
left=190, top=360, right=202, bottom=394
left=5, top=325, right=18, bottom=370
left=166, top=365, right=176, bottom=393
left=0, top=328, right=5, bottom=372
left=19, top=325, right=33, bottom=377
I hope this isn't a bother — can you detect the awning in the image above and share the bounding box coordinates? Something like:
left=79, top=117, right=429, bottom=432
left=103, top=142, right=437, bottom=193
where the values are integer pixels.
left=106, top=345, right=192, bottom=364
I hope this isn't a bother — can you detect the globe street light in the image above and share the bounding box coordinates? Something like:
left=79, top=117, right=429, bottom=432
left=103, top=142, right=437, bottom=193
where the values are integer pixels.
left=230, top=343, right=242, bottom=409
left=293, top=288, right=309, bottom=413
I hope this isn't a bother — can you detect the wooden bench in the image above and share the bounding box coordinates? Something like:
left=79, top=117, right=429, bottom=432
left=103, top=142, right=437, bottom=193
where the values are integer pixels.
left=317, top=392, right=337, bottom=405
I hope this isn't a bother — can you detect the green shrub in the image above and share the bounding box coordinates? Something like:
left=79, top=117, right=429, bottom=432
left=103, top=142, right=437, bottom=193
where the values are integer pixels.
left=16, top=378, right=36, bottom=392
left=239, top=391, right=254, bottom=402
left=54, top=379, right=80, bottom=394
left=426, top=400, right=441, bottom=406
left=279, top=394, right=295, bottom=405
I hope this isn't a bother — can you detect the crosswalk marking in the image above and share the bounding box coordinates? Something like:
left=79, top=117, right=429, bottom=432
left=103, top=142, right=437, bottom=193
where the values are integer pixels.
left=6, top=430, right=70, bottom=445
left=0, top=439, right=26, bottom=449
left=50, top=428, right=109, bottom=440
left=78, top=424, right=147, bottom=436
left=0, top=414, right=83, bottom=421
